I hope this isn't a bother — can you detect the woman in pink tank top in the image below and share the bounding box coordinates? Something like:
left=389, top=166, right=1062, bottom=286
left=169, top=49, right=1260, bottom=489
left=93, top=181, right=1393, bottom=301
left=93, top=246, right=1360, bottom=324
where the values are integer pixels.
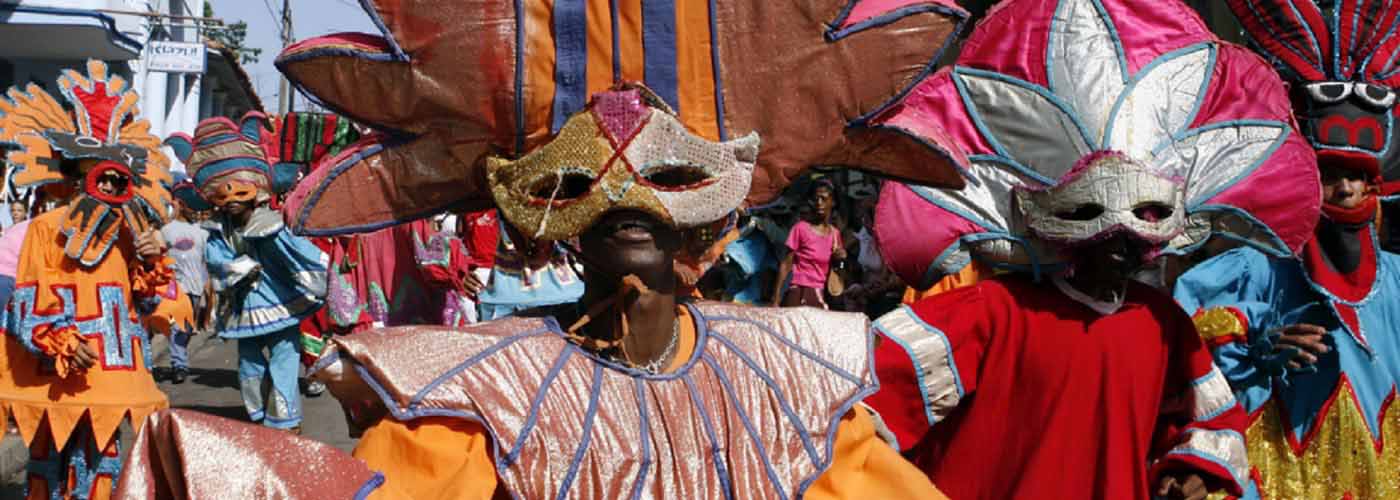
left=772, top=181, right=844, bottom=308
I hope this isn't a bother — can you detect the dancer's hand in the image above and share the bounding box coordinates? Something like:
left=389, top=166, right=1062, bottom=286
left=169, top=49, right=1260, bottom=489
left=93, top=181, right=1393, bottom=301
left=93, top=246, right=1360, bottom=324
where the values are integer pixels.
left=1275, top=323, right=1329, bottom=369
left=135, top=230, right=166, bottom=262
left=1155, top=472, right=1207, bottom=500
left=72, top=340, right=99, bottom=371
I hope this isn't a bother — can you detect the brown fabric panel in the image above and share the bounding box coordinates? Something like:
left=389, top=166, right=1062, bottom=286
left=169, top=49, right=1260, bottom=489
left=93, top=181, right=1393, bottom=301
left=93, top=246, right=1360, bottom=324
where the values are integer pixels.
left=716, top=1, right=965, bottom=204
left=277, top=1, right=518, bottom=137
left=284, top=132, right=494, bottom=235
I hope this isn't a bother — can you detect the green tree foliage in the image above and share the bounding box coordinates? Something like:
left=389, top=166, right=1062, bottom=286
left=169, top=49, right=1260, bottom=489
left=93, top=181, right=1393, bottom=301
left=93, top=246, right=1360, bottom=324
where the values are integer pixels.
left=203, top=1, right=262, bottom=64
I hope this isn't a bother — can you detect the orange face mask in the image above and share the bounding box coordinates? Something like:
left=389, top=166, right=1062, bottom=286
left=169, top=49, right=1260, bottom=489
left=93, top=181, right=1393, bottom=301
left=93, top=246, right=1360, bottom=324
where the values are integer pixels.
left=207, top=179, right=261, bottom=207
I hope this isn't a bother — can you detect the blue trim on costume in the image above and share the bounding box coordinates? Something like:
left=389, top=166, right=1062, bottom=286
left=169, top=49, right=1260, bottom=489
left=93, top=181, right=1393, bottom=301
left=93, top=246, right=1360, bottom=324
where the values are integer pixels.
left=1359, top=12, right=1400, bottom=76
left=1237, top=0, right=1326, bottom=77
left=1166, top=429, right=1247, bottom=489
left=708, top=331, right=822, bottom=465
left=1307, top=111, right=1395, bottom=158
left=641, top=0, right=680, bottom=111
left=1331, top=1, right=1344, bottom=78
left=1171, top=204, right=1293, bottom=259
left=1045, top=0, right=1129, bottom=97
left=701, top=355, right=790, bottom=498
left=0, top=5, right=143, bottom=53
left=1187, top=369, right=1238, bottom=423
left=1285, top=0, right=1327, bottom=75
left=829, top=2, right=968, bottom=127
left=551, top=0, right=589, bottom=134
left=274, top=47, right=413, bottom=137
left=707, top=0, right=727, bottom=140
left=952, top=67, right=1095, bottom=178
left=681, top=373, right=735, bottom=499
left=557, top=364, right=605, bottom=498
left=290, top=140, right=465, bottom=237
left=1155, top=120, right=1289, bottom=207
left=514, top=0, right=527, bottom=154
left=879, top=306, right=964, bottom=425
left=357, top=0, right=407, bottom=59
left=628, top=378, right=653, bottom=500
left=1102, top=43, right=1217, bottom=147
left=705, top=314, right=862, bottom=385
left=610, top=0, right=622, bottom=82
left=353, top=472, right=385, bottom=500
left=409, top=329, right=552, bottom=406
left=503, top=347, right=574, bottom=466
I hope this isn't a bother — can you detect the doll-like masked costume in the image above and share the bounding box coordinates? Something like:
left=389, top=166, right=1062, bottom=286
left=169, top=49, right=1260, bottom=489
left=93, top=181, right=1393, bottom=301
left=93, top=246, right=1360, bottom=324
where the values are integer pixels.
left=864, top=0, right=1322, bottom=498
left=114, top=0, right=978, bottom=498
left=164, top=114, right=328, bottom=430
left=0, top=60, right=174, bottom=500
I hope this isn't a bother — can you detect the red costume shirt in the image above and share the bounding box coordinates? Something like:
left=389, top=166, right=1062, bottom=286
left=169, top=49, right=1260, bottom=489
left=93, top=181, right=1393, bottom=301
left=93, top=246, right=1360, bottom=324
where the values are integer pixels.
left=866, top=276, right=1248, bottom=499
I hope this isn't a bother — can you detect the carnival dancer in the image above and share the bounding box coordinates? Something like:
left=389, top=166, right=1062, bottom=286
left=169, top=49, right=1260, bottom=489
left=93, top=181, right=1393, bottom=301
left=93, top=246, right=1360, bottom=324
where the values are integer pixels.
left=1171, top=2, right=1400, bottom=497
left=164, top=113, right=327, bottom=432
left=113, top=0, right=974, bottom=497
left=148, top=173, right=205, bottom=384
left=864, top=0, right=1323, bottom=498
left=0, top=60, right=175, bottom=500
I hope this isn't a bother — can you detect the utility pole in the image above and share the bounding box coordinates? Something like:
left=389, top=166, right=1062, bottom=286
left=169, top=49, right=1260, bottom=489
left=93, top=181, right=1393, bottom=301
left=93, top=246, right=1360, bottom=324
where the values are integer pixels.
left=277, top=0, right=294, bottom=114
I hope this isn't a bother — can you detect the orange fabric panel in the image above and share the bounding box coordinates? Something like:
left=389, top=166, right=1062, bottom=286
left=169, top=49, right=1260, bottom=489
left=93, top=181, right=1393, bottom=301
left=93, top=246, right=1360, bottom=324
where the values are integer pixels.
left=354, top=417, right=499, bottom=500
left=585, top=0, right=616, bottom=95
left=616, top=0, right=645, bottom=83
left=674, top=0, right=720, bottom=140
left=523, top=0, right=557, bottom=149
left=805, top=406, right=949, bottom=499
left=903, top=260, right=992, bottom=305
left=0, top=210, right=167, bottom=451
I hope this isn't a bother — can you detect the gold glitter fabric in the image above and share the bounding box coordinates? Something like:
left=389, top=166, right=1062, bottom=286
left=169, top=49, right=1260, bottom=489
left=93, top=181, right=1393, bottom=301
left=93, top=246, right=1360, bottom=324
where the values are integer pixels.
left=488, top=86, right=759, bottom=241
left=1229, top=378, right=1400, bottom=500
left=1192, top=307, right=1249, bottom=345
left=115, top=409, right=386, bottom=499
left=316, top=301, right=875, bottom=499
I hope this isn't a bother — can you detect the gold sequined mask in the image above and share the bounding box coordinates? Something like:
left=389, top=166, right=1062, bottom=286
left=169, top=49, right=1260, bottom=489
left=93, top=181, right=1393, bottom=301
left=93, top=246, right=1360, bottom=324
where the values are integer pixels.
left=489, top=86, right=759, bottom=241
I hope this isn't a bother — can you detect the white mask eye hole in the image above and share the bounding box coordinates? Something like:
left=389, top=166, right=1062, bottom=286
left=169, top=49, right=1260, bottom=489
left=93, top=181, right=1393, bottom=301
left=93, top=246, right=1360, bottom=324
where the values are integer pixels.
left=1055, top=204, right=1105, bottom=221
left=1131, top=202, right=1174, bottom=223
left=641, top=161, right=713, bottom=190
left=1353, top=82, right=1396, bottom=108
left=1306, top=82, right=1353, bottom=104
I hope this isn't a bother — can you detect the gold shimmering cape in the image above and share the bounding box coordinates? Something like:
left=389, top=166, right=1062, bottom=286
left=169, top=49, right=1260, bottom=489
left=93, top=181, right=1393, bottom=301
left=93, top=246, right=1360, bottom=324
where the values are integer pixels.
left=316, top=301, right=874, bottom=499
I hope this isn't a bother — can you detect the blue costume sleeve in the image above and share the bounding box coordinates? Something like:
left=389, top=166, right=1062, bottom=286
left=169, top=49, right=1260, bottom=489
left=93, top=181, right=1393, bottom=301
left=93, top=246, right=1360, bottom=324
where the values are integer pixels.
left=204, top=232, right=253, bottom=293
left=1173, top=248, right=1284, bottom=412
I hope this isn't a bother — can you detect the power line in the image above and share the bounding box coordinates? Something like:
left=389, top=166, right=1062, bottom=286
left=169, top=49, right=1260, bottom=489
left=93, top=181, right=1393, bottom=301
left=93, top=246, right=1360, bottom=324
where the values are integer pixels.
left=261, top=0, right=285, bottom=39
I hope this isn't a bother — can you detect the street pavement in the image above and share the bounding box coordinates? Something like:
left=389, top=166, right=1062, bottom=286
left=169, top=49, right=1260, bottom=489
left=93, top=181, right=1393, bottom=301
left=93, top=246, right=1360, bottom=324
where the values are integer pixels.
left=0, top=329, right=356, bottom=498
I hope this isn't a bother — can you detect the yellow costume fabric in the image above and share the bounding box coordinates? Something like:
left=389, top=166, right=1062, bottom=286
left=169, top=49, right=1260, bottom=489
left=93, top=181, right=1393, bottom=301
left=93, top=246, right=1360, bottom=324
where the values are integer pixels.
left=353, top=306, right=944, bottom=499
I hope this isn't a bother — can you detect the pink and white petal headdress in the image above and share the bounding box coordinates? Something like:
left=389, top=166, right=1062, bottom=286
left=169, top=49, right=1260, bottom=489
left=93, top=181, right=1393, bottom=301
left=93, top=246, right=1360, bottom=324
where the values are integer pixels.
left=874, top=0, right=1321, bottom=288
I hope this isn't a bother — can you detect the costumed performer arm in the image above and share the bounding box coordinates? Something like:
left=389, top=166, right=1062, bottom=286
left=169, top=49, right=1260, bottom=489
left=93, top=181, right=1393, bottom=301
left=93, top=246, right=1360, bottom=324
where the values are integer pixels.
left=7, top=217, right=83, bottom=375
left=128, top=256, right=175, bottom=315
left=863, top=285, right=993, bottom=451
left=804, top=405, right=948, bottom=500
left=352, top=417, right=500, bottom=500
left=1146, top=310, right=1250, bottom=497
left=1172, top=249, right=1287, bottom=408
left=205, top=232, right=259, bottom=294
left=265, top=229, right=329, bottom=302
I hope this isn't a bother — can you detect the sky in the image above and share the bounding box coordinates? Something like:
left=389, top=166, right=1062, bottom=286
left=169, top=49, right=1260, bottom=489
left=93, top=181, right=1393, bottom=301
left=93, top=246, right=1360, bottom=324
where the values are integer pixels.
left=205, top=0, right=377, bottom=110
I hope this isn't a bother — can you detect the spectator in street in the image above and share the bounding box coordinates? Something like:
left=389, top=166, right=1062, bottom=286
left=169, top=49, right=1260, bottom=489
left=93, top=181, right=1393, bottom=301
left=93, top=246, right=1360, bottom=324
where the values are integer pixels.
left=158, top=183, right=210, bottom=384
left=8, top=201, right=26, bottom=226
left=772, top=180, right=845, bottom=308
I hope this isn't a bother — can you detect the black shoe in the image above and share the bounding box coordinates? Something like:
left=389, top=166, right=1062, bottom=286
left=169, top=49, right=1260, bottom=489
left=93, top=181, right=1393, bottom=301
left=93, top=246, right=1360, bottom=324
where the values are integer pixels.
left=171, top=368, right=189, bottom=384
